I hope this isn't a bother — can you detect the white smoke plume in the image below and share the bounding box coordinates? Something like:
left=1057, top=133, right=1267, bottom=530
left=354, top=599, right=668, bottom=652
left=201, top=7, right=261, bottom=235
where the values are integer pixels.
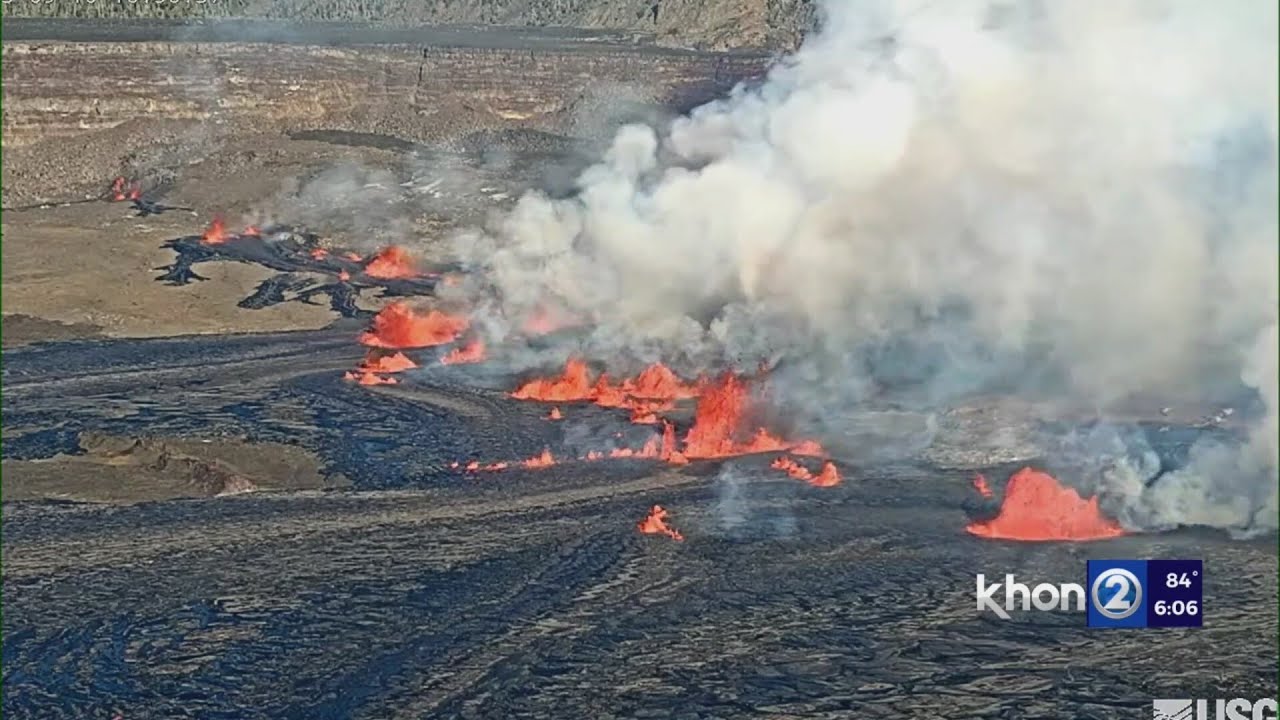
left=454, top=0, right=1278, bottom=533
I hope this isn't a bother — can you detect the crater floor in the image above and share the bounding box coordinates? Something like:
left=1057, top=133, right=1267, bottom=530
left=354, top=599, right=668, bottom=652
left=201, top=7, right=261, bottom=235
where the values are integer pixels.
left=2, top=325, right=1276, bottom=719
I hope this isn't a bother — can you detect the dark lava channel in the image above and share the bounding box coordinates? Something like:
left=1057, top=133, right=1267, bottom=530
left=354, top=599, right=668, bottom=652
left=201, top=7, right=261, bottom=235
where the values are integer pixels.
left=2, top=329, right=1276, bottom=719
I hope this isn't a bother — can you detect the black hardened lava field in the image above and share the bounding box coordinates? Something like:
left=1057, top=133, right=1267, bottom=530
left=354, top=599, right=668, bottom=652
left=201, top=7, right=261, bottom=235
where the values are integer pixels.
left=2, top=208, right=1277, bottom=718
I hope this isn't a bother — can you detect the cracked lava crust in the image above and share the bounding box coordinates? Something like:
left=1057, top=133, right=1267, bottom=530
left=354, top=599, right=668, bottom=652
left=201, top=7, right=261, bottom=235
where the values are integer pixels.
left=2, top=214, right=1275, bottom=719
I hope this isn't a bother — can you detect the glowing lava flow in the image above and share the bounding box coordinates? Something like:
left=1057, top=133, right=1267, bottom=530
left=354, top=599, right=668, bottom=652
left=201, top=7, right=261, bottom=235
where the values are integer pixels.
left=771, top=455, right=842, bottom=487
left=523, top=448, right=555, bottom=468
left=359, top=303, right=469, bottom=349
left=453, top=448, right=557, bottom=472
left=511, top=358, right=703, bottom=424
left=357, top=351, right=418, bottom=373
left=441, top=338, right=487, bottom=365
left=810, top=462, right=841, bottom=488
left=511, top=358, right=594, bottom=401
left=343, top=350, right=418, bottom=385
left=601, top=362, right=702, bottom=422
left=637, top=505, right=684, bottom=541
left=110, top=177, right=141, bottom=201
left=201, top=217, right=231, bottom=245
left=683, top=373, right=805, bottom=459
left=965, top=468, right=1126, bottom=541
left=364, top=246, right=420, bottom=279
left=973, top=474, right=994, bottom=499
left=479, top=361, right=827, bottom=475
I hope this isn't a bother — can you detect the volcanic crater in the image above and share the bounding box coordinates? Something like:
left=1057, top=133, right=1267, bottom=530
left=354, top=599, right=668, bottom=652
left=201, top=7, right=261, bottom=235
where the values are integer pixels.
left=4, top=190, right=1275, bottom=717
left=2, top=16, right=1277, bottom=720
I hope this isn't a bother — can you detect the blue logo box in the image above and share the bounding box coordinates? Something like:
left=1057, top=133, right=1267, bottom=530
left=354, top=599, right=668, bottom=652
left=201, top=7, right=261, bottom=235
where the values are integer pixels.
left=1086, top=559, right=1203, bottom=629
left=1146, top=559, right=1203, bottom=628
left=1087, top=559, right=1149, bottom=628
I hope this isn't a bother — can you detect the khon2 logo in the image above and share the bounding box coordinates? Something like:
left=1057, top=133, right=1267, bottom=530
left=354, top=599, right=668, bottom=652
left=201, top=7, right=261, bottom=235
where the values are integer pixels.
left=1091, top=565, right=1143, bottom=621
left=976, top=560, right=1203, bottom=628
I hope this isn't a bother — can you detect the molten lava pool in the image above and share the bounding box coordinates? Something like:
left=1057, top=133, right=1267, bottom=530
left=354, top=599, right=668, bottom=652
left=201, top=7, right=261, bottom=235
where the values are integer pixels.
left=966, top=468, right=1127, bottom=542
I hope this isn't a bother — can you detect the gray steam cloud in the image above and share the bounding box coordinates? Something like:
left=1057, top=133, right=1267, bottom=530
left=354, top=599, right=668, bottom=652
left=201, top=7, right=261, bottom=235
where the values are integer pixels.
left=260, top=163, right=412, bottom=248
left=452, top=0, right=1278, bottom=535
left=713, top=463, right=798, bottom=539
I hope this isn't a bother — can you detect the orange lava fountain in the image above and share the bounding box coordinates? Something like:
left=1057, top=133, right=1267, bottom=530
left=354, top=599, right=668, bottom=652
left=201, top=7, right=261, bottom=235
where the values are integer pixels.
left=511, top=358, right=703, bottom=425
left=364, top=246, right=420, bottom=279
left=809, top=462, right=841, bottom=488
left=201, top=217, right=231, bottom=245
left=358, top=303, right=469, bottom=349
left=441, top=338, right=487, bottom=365
left=637, top=505, right=684, bottom=541
left=965, top=468, right=1126, bottom=541
left=771, top=455, right=842, bottom=487
left=485, top=361, right=829, bottom=474
left=511, top=358, right=594, bottom=401
left=522, top=448, right=556, bottom=468
left=355, top=350, right=418, bottom=374
left=682, top=374, right=793, bottom=459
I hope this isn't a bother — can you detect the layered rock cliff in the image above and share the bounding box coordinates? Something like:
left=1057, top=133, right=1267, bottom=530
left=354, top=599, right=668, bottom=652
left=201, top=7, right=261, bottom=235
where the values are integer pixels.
left=1, top=26, right=771, bottom=204
left=2, top=0, right=817, bottom=51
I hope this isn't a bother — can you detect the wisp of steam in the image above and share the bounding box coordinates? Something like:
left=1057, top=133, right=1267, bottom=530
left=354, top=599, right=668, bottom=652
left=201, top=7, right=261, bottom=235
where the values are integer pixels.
left=450, top=0, right=1278, bottom=535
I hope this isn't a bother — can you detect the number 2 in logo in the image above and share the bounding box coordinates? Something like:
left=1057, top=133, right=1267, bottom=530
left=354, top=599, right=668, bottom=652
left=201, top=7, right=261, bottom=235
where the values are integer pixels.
left=1091, top=568, right=1142, bottom=620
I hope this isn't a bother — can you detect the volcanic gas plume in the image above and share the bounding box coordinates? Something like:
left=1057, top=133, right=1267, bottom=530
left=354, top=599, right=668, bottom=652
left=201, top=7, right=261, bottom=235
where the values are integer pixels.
left=447, top=0, right=1278, bottom=536
left=520, top=304, right=581, bottom=336
left=966, top=468, right=1126, bottom=542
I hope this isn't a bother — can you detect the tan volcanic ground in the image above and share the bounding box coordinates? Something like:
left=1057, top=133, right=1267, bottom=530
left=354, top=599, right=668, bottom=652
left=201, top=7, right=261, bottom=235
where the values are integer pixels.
left=1, top=24, right=770, bottom=346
